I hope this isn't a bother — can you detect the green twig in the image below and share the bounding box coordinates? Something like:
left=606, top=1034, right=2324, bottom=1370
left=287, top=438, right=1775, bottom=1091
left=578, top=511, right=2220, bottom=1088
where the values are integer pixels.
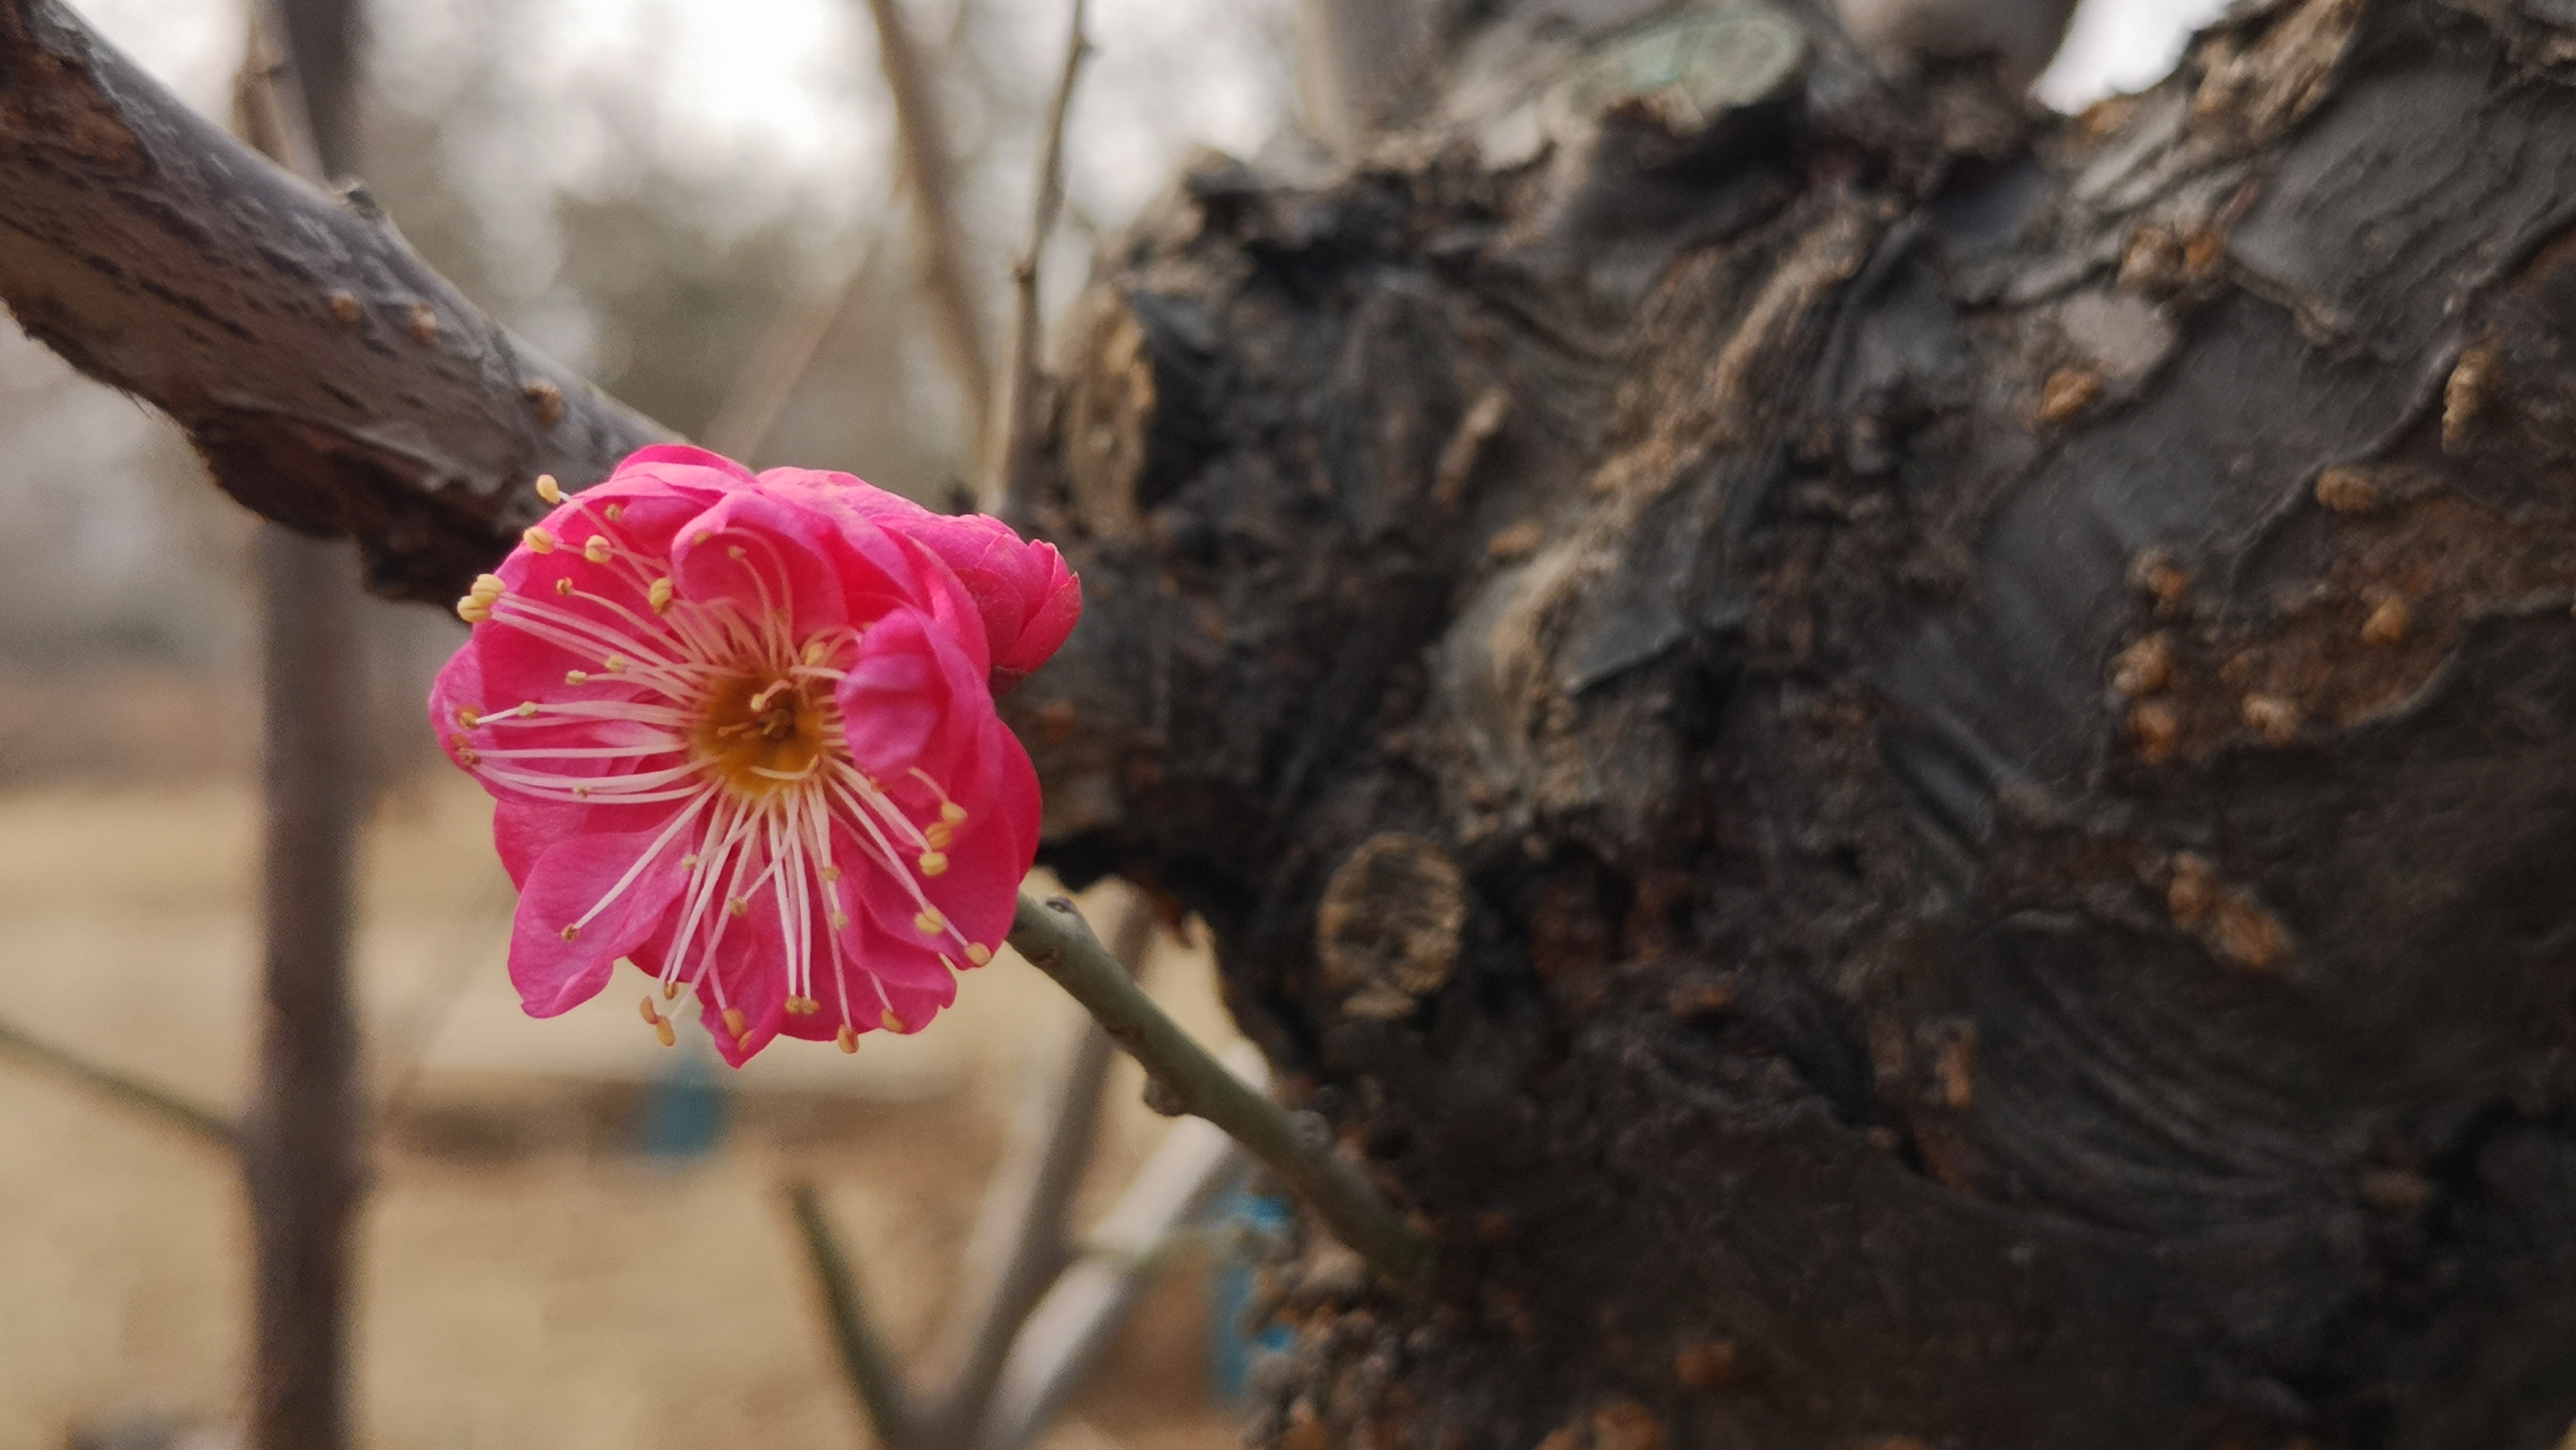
left=0, top=1013, right=240, bottom=1152
left=786, top=1181, right=923, bottom=1447
left=1006, top=892, right=1435, bottom=1284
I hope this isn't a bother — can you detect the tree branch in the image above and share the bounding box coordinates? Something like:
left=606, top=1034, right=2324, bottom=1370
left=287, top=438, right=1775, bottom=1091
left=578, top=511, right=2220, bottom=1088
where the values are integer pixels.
left=0, top=1010, right=240, bottom=1151
left=858, top=0, right=994, bottom=457
left=701, top=226, right=887, bottom=464
left=972, top=1049, right=1254, bottom=1450
left=236, top=12, right=367, bottom=1448
left=0, top=0, right=669, bottom=603
left=991, top=0, right=1087, bottom=525
left=915, top=886, right=1135, bottom=1449
left=1007, top=893, right=1433, bottom=1285
left=785, top=1181, right=924, bottom=1447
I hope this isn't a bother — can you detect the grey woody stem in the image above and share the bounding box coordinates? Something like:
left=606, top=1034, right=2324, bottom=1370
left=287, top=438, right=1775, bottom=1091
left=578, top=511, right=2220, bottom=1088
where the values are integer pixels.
left=784, top=1182, right=923, bottom=1446
left=1005, top=892, right=1435, bottom=1285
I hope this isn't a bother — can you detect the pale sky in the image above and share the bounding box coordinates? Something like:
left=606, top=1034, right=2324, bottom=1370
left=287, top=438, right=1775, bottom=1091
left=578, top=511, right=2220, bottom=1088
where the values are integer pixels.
left=73, top=0, right=2235, bottom=215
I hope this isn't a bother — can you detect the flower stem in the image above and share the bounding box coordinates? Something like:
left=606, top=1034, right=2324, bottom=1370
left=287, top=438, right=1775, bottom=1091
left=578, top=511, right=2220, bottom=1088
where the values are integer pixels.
left=1006, top=893, right=1435, bottom=1285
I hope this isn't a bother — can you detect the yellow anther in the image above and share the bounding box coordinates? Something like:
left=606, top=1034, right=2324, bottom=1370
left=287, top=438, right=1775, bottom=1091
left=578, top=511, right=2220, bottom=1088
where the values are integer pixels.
left=554, top=578, right=573, bottom=596
left=654, top=1019, right=676, bottom=1047
left=786, top=997, right=817, bottom=1016
left=456, top=597, right=489, bottom=625
left=572, top=785, right=591, bottom=799
left=722, top=1007, right=747, bottom=1039
left=662, top=981, right=678, bottom=1001
left=603, top=655, right=628, bottom=673
left=680, top=855, right=700, bottom=869
left=536, top=473, right=562, bottom=504
left=454, top=707, right=481, bottom=728
left=584, top=536, right=613, bottom=565
left=638, top=996, right=662, bottom=1025
left=939, top=802, right=969, bottom=824
left=471, top=573, right=506, bottom=599
left=924, top=823, right=954, bottom=850
left=965, top=944, right=992, bottom=966
left=558, top=925, right=579, bottom=942
left=726, top=897, right=747, bottom=917
left=604, top=504, right=623, bottom=522
left=515, top=703, right=538, bottom=718
left=565, top=670, right=589, bottom=685
left=726, top=545, right=745, bottom=560
left=829, top=910, right=850, bottom=930
left=836, top=1025, right=858, bottom=1053
left=917, top=851, right=948, bottom=877
left=648, top=578, right=674, bottom=613
left=523, top=525, right=557, bottom=554
left=456, top=749, right=479, bottom=766
left=913, top=909, right=944, bottom=935
left=820, top=864, right=841, bottom=882
left=693, top=531, right=712, bottom=545
left=802, top=640, right=827, bottom=665
left=881, top=1010, right=905, bottom=1033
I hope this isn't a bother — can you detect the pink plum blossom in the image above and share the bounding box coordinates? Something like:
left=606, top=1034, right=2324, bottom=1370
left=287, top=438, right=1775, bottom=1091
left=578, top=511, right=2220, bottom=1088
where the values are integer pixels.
left=430, top=446, right=1079, bottom=1064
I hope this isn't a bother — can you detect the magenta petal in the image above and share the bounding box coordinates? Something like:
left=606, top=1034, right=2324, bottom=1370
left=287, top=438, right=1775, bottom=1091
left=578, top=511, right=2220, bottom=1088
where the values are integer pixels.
left=695, top=897, right=792, bottom=1066
left=835, top=609, right=949, bottom=771
left=613, top=444, right=758, bottom=490
left=668, top=488, right=857, bottom=647
left=507, top=825, right=693, bottom=1018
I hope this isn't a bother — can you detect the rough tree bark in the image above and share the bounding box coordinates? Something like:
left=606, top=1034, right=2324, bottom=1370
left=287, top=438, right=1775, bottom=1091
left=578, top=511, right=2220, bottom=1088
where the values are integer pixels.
left=1005, top=1, right=2576, bottom=1445
left=8, top=0, right=2576, bottom=1445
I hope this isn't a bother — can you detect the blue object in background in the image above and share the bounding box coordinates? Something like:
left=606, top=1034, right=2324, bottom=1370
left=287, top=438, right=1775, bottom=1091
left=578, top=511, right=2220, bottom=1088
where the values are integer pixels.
left=632, top=1038, right=730, bottom=1161
left=1207, top=1185, right=1296, bottom=1403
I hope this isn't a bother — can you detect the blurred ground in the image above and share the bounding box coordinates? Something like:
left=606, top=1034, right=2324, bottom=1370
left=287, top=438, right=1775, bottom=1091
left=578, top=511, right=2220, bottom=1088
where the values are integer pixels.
left=0, top=765, right=1244, bottom=1450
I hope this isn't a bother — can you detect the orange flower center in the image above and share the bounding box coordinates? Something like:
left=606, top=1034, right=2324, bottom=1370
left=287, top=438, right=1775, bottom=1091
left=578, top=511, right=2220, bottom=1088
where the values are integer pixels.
left=690, top=673, right=832, bottom=797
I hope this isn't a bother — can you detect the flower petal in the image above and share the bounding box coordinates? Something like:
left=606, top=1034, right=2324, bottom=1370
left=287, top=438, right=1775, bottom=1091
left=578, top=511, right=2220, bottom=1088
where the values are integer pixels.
left=506, top=824, right=694, bottom=1018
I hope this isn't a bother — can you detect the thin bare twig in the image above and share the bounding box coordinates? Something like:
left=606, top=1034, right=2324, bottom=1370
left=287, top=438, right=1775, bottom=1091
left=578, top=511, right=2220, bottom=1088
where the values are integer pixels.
left=860, top=0, right=995, bottom=455
left=917, top=887, right=1143, bottom=1447
left=0, top=1012, right=241, bottom=1151
left=973, top=1048, right=1256, bottom=1450
left=787, top=1182, right=924, bottom=1445
left=702, top=221, right=892, bottom=464
left=1006, top=893, right=1434, bottom=1284
left=993, top=0, right=1091, bottom=525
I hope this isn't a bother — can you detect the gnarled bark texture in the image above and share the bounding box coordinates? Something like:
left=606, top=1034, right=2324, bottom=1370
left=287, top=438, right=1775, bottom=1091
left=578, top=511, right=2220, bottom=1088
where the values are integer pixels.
left=1005, top=1, right=2576, bottom=1444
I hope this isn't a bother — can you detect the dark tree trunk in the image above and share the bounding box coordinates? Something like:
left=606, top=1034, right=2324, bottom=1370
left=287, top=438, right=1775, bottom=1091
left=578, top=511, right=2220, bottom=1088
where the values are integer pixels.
left=1004, top=1, right=2576, bottom=1444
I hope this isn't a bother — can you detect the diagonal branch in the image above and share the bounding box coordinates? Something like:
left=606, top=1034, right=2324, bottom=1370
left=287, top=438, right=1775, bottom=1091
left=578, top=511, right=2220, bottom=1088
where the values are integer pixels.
left=992, top=0, right=1088, bottom=525
left=700, top=225, right=889, bottom=464
left=0, top=0, right=670, bottom=603
left=971, top=1048, right=1255, bottom=1450
left=0, top=1011, right=241, bottom=1151
left=916, top=885, right=1141, bottom=1449
left=1007, top=893, right=1435, bottom=1285
left=786, top=1181, right=925, bottom=1447
left=858, top=0, right=994, bottom=456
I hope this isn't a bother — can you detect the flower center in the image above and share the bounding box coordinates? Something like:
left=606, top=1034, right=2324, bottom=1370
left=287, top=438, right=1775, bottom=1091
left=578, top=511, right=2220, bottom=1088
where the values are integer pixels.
left=690, top=672, right=832, bottom=797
